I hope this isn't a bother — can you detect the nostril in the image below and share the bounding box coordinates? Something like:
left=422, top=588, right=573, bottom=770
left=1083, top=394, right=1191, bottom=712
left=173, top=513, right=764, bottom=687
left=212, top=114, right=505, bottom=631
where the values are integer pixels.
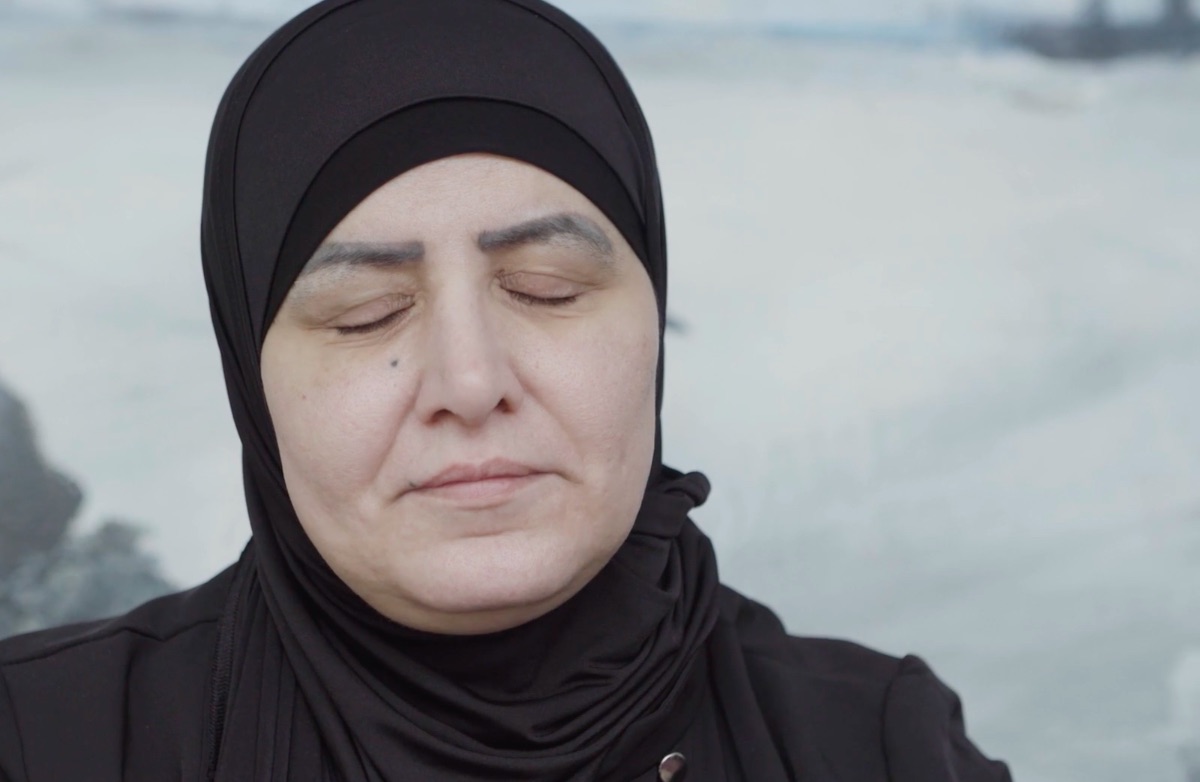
left=658, top=751, right=687, bottom=782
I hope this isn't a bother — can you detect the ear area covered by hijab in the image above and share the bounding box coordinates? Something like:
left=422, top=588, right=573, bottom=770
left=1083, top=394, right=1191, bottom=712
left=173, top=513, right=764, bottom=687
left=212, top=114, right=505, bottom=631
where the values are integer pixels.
left=198, top=1, right=728, bottom=781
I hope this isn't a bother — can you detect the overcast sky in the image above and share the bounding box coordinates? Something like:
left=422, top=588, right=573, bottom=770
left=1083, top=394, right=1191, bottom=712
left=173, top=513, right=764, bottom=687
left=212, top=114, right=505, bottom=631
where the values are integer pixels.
left=8, top=0, right=1176, bottom=26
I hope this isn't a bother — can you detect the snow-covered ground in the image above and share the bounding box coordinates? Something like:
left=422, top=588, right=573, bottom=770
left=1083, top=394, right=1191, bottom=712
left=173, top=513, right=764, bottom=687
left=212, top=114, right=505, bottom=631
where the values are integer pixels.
left=1, top=16, right=1198, bottom=782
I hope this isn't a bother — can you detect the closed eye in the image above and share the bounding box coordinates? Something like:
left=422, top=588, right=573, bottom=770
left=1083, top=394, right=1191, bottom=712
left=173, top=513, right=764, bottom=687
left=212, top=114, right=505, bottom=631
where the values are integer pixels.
left=507, top=290, right=580, bottom=307
left=334, top=308, right=410, bottom=335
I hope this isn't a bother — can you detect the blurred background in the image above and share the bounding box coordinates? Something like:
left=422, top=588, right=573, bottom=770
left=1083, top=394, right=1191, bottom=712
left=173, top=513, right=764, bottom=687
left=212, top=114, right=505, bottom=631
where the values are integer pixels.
left=1, top=0, right=1198, bottom=779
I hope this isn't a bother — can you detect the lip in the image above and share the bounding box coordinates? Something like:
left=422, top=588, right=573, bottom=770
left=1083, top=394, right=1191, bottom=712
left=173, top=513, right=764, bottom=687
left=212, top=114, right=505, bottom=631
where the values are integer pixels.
left=407, top=459, right=548, bottom=505
left=418, top=459, right=540, bottom=490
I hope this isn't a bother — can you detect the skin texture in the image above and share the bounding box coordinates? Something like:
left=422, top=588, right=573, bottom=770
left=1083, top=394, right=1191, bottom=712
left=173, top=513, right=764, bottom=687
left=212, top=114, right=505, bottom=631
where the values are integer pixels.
left=261, top=154, right=660, bottom=635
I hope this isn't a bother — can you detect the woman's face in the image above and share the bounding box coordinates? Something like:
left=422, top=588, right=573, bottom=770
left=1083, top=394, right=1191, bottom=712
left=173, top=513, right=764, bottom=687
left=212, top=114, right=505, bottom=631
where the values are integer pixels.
left=261, top=154, right=660, bottom=635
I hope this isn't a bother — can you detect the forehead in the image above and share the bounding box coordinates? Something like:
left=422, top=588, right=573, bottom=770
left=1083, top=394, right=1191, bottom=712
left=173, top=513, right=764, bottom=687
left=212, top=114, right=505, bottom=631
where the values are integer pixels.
left=326, top=153, right=605, bottom=243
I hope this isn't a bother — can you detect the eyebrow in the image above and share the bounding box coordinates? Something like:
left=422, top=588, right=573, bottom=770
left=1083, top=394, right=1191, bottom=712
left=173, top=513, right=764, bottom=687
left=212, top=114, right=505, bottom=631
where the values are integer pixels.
left=476, top=212, right=613, bottom=260
left=299, top=211, right=615, bottom=283
left=301, top=240, right=425, bottom=276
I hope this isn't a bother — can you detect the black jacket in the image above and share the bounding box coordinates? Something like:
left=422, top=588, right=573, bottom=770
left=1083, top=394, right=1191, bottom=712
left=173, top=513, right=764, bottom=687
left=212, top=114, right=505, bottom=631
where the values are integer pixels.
left=0, top=564, right=1011, bottom=782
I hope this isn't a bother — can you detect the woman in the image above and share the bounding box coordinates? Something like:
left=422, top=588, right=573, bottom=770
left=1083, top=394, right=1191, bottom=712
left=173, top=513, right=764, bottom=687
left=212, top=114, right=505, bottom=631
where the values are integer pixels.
left=0, top=1, right=1012, bottom=780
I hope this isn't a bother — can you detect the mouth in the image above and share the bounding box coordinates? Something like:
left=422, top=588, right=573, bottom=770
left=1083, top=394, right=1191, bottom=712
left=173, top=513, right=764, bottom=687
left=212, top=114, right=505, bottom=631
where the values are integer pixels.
left=408, top=459, right=549, bottom=506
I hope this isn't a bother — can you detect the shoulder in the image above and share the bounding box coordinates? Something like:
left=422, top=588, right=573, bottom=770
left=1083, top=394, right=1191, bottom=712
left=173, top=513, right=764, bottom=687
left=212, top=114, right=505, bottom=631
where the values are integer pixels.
left=877, top=655, right=1012, bottom=781
left=0, top=561, right=234, bottom=664
left=717, top=586, right=1012, bottom=782
left=0, top=563, right=238, bottom=782
left=717, top=585, right=901, bottom=699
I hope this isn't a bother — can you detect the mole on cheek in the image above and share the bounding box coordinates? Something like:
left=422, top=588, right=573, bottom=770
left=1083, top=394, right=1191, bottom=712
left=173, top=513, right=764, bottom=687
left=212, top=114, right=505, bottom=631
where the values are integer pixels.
left=390, top=359, right=399, bottom=368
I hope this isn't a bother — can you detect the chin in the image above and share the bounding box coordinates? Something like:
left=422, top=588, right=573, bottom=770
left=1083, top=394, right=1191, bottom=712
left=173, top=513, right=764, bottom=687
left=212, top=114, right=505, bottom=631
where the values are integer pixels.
left=384, top=531, right=608, bottom=633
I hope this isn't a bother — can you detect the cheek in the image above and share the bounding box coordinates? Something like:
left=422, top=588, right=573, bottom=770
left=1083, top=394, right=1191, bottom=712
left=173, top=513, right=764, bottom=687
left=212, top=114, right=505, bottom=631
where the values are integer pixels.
left=531, top=309, right=659, bottom=474
left=263, top=338, right=414, bottom=501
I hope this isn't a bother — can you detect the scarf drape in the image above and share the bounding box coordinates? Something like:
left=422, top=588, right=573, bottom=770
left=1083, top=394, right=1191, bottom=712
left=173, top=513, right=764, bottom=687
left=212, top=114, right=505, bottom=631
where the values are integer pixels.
left=198, top=1, right=728, bottom=779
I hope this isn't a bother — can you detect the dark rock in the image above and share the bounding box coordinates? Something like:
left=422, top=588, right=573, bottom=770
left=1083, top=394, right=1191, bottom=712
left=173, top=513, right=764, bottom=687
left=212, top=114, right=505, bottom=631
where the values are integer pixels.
left=0, top=377, right=174, bottom=638
left=0, top=519, right=174, bottom=637
left=998, top=0, right=1200, bottom=61
left=0, top=381, right=80, bottom=572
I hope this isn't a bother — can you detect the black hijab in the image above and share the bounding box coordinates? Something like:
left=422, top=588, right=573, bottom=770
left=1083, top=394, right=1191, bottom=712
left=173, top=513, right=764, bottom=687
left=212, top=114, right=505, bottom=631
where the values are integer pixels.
left=199, top=1, right=724, bottom=780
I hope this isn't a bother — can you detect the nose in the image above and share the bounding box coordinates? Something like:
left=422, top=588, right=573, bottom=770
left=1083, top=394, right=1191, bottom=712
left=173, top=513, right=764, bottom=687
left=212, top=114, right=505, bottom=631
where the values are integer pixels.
left=412, top=285, right=523, bottom=428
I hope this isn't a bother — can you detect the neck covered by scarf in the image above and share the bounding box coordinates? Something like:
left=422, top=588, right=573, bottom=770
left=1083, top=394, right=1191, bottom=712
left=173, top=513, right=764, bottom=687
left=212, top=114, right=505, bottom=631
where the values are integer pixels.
left=199, top=1, right=723, bottom=780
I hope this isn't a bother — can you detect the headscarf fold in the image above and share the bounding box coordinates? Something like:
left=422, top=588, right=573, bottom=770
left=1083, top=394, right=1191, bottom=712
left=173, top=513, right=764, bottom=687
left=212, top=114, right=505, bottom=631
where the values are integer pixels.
left=199, top=1, right=722, bottom=780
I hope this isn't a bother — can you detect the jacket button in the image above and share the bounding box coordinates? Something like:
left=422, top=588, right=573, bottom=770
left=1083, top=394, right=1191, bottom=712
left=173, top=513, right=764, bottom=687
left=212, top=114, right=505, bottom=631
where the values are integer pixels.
left=658, top=752, right=687, bottom=782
